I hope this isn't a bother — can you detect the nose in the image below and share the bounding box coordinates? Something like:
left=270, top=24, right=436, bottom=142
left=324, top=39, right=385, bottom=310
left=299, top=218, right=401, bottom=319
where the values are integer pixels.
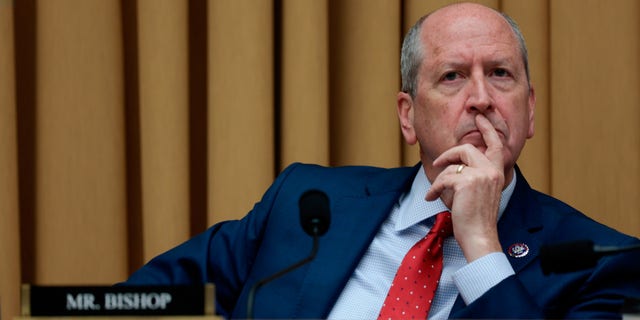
left=466, top=76, right=492, bottom=113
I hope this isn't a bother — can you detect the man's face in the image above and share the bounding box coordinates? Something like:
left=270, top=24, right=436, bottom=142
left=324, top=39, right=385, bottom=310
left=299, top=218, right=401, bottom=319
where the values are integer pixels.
left=398, top=5, right=535, bottom=180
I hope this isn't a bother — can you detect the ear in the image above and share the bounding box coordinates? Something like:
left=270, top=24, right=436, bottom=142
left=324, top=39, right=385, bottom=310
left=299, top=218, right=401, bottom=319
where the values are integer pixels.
left=397, top=92, right=417, bottom=145
left=526, top=85, right=536, bottom=139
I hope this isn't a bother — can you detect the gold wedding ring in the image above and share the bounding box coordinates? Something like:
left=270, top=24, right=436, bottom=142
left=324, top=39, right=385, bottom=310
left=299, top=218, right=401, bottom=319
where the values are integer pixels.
left=456, top=164, right=466, bottom=174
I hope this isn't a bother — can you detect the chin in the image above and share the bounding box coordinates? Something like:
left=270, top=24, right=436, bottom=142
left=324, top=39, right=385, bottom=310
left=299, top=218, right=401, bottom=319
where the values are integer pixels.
left=459, top=137, right=487, bottom=151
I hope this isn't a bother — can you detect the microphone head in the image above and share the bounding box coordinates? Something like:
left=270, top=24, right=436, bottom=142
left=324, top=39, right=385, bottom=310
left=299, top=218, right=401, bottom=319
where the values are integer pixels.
left=540, top=240, right=599, bottom=274
left=299, top=190, right=331, bottom=236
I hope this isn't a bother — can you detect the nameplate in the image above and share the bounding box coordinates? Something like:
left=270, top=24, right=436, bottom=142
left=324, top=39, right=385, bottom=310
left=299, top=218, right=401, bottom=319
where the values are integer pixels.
left=22, top=284, right=215, bottom=316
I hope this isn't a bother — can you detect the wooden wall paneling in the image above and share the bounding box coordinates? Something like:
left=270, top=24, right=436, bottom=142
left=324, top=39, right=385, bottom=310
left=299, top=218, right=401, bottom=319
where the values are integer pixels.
left=35, top=0, right=128, bottom=283
left=137, top=0, right=191, bottom=262
left=329, top=0, right=401, bottom=167
left=0, top=2, right=21, bottom=319
left=280, top=0, right=330, bottom=169
left=208, top=0, right=275, bottom=223
left=551, top=0, right=640, bottom=237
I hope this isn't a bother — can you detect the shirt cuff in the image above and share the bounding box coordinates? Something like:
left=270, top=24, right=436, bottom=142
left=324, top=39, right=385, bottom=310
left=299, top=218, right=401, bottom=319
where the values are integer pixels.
left=452, top=252, right=515, bottom=304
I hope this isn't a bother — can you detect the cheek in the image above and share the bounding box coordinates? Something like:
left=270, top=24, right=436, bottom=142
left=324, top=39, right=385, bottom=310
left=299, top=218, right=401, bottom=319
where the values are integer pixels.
left=504, top=110, right=533, bottom=150
left=415, top=93, right=462, bottom=142
left=418, top=96, right=452, bottom=125
left=415, top=108, right=456, bottom=152
left=415, top=105, right=446, bottom=137
left=501, top=94, right=532, bottom=130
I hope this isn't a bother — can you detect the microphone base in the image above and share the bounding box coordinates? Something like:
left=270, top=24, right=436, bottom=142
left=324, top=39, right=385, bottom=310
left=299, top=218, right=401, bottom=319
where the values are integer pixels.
left=623, top=297, right=640, bottom=319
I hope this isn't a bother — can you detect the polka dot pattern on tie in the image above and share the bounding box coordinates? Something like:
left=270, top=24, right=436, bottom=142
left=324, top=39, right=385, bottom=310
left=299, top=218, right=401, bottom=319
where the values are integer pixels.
left=377, top=211, right=453, bottom=319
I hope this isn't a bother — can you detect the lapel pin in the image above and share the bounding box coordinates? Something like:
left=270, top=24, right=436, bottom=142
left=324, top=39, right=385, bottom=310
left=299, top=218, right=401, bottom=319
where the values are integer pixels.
left=507, top=243, right=529, bottom=258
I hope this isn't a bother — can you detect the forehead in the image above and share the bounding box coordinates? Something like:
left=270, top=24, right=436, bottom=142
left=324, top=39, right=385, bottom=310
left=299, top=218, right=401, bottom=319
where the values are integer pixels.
left=421, top=6, right=519, bottom=63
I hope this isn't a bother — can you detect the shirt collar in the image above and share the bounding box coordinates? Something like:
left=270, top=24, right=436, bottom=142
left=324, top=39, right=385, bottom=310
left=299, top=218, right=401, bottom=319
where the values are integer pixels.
left=394, top=165, right=517, bottom=232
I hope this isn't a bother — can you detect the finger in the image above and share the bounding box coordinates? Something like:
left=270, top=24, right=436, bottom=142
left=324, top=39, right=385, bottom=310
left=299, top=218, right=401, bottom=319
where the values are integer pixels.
left=425, top=171, right=449, bottom=201
left=425, top=163, right=461, bottom=201
left=432, top=143, right=483, bottom=168
left=425, top=183, right=441, bottom=201
left=475, top=114, right=504, bottom=165
left=427, top=188, right=454, bottom=208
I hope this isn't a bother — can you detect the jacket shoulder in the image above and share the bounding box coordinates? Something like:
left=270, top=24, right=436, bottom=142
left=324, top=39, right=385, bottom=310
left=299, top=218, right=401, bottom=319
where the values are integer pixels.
left=277, top=162, right=418, bottom=197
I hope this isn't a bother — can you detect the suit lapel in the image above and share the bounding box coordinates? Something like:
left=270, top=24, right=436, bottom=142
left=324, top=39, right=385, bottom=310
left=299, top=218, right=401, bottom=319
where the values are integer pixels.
left=292, top=165, right=419, bottom=318
left=497, top=166, right=544, bottom=273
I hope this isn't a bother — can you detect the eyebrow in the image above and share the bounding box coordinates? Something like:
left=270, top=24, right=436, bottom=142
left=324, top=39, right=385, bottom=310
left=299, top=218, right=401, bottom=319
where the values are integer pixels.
left=435, top=56, right=517, bottom=71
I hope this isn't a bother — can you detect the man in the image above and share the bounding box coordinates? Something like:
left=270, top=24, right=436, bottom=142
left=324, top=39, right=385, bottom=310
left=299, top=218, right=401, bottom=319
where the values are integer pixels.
left=124, top=3, right=640, bottom=319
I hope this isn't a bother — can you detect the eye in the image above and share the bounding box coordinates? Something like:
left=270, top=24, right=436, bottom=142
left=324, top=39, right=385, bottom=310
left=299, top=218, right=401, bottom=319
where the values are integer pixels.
left=492, top=68, right=510, bottom=78
left=441, top=71, right=461, bottom=82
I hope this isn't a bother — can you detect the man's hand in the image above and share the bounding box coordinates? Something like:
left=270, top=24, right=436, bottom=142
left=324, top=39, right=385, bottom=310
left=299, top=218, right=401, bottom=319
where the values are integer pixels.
left=425, top=114, right=505, bottom=262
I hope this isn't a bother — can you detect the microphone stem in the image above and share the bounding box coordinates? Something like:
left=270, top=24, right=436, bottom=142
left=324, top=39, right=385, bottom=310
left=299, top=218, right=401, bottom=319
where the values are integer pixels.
left=595, top=242, right=640, bottom=254
left=246, top=231, right=319, bottom=319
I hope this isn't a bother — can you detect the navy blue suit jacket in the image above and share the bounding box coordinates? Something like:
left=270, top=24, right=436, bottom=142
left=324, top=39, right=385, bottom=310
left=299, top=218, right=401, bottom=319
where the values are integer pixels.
left=125, top=163, right=640, bottom=319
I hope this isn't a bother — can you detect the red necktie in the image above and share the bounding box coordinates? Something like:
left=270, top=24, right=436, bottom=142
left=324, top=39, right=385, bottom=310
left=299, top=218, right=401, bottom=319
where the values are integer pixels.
left=378, top=211, right=454, bottom=320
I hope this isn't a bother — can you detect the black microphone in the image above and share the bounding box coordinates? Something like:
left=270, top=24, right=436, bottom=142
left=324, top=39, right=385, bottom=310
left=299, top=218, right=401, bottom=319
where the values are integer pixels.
left=246, top=190, right=331, bottom=319
left=540, top=240, right=640, bottom=274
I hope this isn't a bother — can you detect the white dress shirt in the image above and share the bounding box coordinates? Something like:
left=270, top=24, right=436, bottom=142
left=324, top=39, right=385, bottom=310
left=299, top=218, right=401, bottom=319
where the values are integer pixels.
left=328, top=166, right=517, bottom=319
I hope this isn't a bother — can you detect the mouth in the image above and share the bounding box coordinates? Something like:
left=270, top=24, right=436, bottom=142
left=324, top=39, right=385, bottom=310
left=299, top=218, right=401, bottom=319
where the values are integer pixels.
left=459, top=128, right=507, bottom=146
left=460, top=130, right=486, bottom=147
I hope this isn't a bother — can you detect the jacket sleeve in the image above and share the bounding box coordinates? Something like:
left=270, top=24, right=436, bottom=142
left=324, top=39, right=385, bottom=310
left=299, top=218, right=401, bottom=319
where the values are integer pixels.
left=451, top=238, right=640, bottom=319
left=121, top=163, right=303, bottom=317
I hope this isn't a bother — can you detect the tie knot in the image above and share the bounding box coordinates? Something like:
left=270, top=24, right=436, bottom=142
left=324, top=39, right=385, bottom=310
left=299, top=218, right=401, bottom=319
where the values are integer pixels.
left=432, top=211, right=453, bottom=238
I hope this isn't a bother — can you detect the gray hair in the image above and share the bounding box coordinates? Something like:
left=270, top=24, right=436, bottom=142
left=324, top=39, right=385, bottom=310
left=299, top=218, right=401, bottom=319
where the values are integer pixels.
left=400, top=11, right=530, bottom=98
